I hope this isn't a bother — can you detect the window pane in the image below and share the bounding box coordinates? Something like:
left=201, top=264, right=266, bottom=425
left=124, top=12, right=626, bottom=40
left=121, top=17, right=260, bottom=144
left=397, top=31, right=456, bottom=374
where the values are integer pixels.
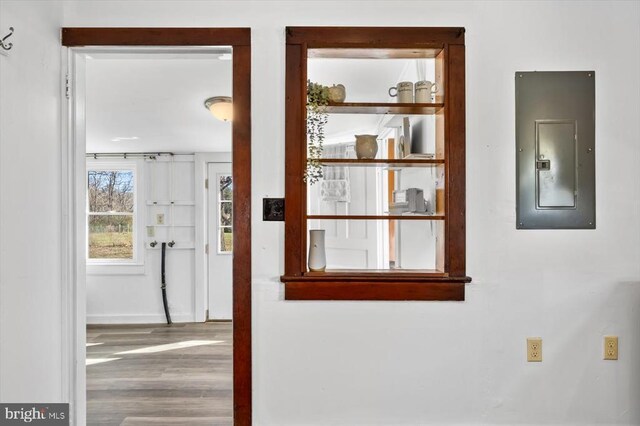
left=220, top=201, right=232, bottom=226
left=89, top=215, right=134, bottom=259
left=306, top=219, right=442, bottom=271
left=219, top=175, right=233, bottom=200
left=307, top=164, right=444, bottom=217
left=219, top=227, right=233, bottom=253
left=88, top=170, right=134, bottom=213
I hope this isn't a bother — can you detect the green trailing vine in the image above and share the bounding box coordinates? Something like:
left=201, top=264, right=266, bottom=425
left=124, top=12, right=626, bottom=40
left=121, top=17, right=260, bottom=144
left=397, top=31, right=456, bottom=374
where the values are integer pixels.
left=304, top=80, right=329, bottom=184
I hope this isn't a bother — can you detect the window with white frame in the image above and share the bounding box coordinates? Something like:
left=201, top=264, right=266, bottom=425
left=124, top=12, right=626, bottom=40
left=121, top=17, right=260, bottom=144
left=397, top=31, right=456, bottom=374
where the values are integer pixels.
left=87, top=165, right=137, bottom=263
left=218, top=174, right=233, bottom=253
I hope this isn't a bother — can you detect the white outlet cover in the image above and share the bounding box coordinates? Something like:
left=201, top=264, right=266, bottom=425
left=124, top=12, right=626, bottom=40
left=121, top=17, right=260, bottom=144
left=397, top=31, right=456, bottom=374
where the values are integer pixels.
left=156, top=213, right=165, bottom=225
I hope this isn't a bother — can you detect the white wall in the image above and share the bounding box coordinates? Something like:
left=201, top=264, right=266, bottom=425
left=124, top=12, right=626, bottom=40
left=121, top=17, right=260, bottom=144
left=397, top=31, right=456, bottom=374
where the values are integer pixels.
left=86, top=156, right=198, bottom=324
left=0, top=1, right=638, bottom=424
left=0, top=0, right=63, bottom=403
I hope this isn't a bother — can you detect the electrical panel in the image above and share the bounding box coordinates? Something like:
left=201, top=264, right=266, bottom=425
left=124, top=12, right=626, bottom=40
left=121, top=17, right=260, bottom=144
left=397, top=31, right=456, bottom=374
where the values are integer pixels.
left=516, top=71, right=596, bottom=229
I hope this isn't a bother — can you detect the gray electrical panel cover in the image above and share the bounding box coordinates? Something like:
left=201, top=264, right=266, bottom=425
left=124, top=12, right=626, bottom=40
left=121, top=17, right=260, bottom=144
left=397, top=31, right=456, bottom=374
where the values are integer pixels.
left=516, top=71, right=595, bottom=229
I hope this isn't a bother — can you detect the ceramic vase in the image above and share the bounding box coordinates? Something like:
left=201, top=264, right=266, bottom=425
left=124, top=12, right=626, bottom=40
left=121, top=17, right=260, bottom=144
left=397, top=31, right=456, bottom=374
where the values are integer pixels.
left=355, top=134, right=379, bottom=159
left=328, top=84, right=346, bottom=103
left=308, top=229, right=326, bottom=272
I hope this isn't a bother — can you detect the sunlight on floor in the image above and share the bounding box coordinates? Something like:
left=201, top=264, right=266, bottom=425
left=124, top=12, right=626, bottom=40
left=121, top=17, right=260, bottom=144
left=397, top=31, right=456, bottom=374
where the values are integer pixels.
left=86, top=357, right=121, bottom=366
left=115, top=340, right=224, bottom=355
left=86, top=342, right=103, bottom=347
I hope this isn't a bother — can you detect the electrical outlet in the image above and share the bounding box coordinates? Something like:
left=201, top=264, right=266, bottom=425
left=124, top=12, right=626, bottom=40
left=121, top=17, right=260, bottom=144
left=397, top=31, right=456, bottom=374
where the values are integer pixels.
left=156, top=213, right=165, bottom=225
left=147, top=226, right=155, bottom=237
left=527, top=338, right=542, bottom=362
left=604, top=336, right=618, bottom=360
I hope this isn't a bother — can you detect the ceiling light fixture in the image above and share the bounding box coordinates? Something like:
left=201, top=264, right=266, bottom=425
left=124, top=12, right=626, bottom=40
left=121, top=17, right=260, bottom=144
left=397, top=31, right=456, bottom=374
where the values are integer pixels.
left=204, top=96, right=233, bottom=122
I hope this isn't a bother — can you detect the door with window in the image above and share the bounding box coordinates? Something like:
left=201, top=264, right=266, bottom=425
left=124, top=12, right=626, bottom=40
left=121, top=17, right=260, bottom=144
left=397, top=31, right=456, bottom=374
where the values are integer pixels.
left=207, top=162, right=233, bottom=319
left=307, top=162, right=380, bottom=269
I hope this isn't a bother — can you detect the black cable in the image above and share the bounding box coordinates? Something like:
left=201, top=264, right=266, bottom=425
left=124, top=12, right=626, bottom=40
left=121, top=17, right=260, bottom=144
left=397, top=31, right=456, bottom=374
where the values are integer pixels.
left=161, top=242, right=172, bottom=325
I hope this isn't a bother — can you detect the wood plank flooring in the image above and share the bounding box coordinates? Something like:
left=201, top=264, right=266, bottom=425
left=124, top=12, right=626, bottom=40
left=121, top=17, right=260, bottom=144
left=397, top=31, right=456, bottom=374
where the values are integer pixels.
left=87, top=322, right=232, bottom=426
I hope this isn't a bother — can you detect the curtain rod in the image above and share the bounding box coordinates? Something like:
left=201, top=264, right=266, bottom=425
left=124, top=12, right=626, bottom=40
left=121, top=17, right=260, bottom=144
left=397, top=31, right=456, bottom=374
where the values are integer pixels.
left=86, top=152, right=195, bottom=159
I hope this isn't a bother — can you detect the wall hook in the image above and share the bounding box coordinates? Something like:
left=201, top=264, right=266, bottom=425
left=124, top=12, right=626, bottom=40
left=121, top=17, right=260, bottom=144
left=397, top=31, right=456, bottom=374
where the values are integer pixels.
left=1, top=27, right=14, bottom=51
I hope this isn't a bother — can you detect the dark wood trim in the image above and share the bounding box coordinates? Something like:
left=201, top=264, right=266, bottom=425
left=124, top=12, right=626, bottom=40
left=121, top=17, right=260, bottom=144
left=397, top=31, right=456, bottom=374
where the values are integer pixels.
left=300, top=44, right=309, bottom=275
left=308, top=47, right=443, bottom=59
left=63, top=27, right=252, bottom=426
left=442, top=45, right=451, bottom=273
left=231, top=43, right=252, bottom=426
left=283, top=272, right=458, bottom=281
left=283, top=26, right=469, bottom=301
left=447, top=44, right=466, bottom=277
left=284, top=281, right=466, bottom=301
left=61, top=27, right=250, bottom=46
left=306, top=215, right=445, bottom=221
left=286, top=27, right=465, bottom=46
left=324, top=102, right=443, bottom=115
left=284, top=43, right=304, bottom=277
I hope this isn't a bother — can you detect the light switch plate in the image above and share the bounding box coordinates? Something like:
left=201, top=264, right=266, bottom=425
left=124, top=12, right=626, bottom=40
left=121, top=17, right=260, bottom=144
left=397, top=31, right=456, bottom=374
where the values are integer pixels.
left=604, top=336, right=618, bottom=360
left=147, top=226, right=155, bottom=237
left=263, top=198, right=285, bottom=221
left=527, top=338, right=542, bottom=362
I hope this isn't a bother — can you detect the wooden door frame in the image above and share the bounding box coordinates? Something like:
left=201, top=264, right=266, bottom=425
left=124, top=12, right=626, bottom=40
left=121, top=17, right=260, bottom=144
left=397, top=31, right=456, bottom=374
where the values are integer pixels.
left=61, top=28, right=252, bottom=425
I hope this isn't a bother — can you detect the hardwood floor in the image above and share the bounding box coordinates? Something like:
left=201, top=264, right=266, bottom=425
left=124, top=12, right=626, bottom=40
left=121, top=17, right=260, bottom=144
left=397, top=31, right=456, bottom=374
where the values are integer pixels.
left=86, top=322, right=232, bottom=426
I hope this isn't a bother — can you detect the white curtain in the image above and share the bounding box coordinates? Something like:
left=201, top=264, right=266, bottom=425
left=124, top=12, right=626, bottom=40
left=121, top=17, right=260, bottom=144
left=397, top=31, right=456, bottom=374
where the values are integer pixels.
left=321, top=142, right=353, bottom=202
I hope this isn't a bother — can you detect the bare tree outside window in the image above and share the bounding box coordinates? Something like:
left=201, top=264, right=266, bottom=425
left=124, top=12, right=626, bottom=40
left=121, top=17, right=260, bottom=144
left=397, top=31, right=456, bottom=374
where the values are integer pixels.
left=88, top=170, right=135, bottom=260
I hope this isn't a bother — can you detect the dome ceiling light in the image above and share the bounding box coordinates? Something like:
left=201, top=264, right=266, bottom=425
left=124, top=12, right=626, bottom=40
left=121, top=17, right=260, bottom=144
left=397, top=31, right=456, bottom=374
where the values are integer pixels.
left=204, top=96, right=233, bottom=122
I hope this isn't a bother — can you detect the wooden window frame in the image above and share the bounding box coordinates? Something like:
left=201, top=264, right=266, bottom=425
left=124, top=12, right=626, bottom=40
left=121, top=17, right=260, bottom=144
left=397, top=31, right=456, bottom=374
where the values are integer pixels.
left=62, top=28, right=252, bottom=425
left=281, top=27, right=470, bottom=301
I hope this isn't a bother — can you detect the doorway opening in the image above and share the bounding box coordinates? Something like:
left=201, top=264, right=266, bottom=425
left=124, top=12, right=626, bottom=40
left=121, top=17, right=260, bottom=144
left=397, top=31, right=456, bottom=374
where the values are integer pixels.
left=61, top=28, right=251, bottom=426
left=207, top=162, right=233, bottom=320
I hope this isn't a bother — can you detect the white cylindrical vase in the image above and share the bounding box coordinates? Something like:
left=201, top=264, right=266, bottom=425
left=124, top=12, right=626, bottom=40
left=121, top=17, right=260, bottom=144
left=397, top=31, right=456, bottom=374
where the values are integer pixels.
left=308, top=229, right=326, bottom=272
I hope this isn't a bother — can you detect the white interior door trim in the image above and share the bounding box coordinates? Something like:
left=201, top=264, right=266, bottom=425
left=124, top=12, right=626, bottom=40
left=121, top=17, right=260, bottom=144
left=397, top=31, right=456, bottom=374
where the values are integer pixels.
left=61, top=46, right=88, bottom=426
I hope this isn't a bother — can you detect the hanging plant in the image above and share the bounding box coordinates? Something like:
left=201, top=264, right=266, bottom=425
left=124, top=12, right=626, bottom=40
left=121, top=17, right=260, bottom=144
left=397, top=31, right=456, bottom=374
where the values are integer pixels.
left=304, top=80, right=329, bottom=184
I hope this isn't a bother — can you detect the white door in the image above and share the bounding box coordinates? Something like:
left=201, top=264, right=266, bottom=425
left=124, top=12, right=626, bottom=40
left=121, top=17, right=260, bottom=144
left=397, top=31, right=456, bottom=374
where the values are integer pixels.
left=207, top=162, right=233, bottom=319
left=308, top=164, right=380, bottom=269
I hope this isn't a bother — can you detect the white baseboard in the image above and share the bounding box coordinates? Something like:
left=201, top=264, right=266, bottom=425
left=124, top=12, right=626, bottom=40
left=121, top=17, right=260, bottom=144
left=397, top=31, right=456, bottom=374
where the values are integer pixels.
left=87, top=313, right=195, bottom=324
